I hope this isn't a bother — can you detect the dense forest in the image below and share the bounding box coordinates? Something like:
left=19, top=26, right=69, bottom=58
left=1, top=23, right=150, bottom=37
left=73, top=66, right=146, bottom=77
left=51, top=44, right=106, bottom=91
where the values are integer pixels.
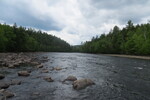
left=0, top=23, right=71, bottom=52
left=80, top=20, right=150, bottom=55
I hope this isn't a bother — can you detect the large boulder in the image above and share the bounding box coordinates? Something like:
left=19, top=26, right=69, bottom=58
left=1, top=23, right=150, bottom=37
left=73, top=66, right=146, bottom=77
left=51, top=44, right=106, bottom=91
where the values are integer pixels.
left=72, top=79, right=95, bottom=90
left=0, top=74, right=5, bottom=80
left=63, top=76, right=77, bottom=82
left=43, top=77, right=54, bottom=82
left=0, top=82, right=9, bottom=89
left=18, top=71, right=30, bottom=76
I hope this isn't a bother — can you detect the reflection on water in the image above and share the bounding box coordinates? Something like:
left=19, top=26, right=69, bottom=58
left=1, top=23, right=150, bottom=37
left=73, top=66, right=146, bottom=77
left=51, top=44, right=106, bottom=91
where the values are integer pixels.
left=0, top=53, right=150, bottom=100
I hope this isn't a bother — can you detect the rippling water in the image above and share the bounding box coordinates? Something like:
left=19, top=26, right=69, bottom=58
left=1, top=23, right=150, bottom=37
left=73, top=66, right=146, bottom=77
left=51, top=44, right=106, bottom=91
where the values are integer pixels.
left=1, top=53, right=150, bottom=100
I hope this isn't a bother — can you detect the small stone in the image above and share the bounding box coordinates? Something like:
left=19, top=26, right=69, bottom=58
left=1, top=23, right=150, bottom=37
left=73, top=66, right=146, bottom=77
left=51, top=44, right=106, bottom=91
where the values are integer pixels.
left=10, top=80, right=21, bottom=85
left=37, top=64, right=43, bottom=68
left=18, top=71, right=30, bottom=76
left=8, top=64, right=15, bottom=68
left=43, top=77, right=54, bottom=82
left=53, top=67, right=62, bottom=71
left=30, top=62, right=40, bottom=65
left=63, top=76, right=77, bottom=82
left=41, top=69, right=49, bottom=73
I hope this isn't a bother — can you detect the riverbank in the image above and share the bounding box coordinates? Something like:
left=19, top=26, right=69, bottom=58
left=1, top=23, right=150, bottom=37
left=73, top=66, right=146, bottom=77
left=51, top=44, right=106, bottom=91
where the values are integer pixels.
left=104, top=54, right=150, bottom=60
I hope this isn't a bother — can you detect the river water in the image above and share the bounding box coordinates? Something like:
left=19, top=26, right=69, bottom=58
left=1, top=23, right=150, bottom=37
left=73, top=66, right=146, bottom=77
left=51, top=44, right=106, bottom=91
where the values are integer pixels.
left=1, top=53, right=150, bottom=100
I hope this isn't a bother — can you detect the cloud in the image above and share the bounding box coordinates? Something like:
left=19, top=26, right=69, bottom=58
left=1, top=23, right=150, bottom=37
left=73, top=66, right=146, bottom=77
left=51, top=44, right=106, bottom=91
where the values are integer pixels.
left=0, top=0, right=150, bottom=45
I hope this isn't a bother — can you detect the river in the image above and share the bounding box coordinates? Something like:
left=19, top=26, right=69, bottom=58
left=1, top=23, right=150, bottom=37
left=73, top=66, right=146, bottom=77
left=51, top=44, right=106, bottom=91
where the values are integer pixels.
left=0, top=53, right=150, bottom=100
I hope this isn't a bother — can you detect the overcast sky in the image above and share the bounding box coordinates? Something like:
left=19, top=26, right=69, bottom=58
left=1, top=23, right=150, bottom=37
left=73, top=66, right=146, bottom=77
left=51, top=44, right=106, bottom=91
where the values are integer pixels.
left=0, top=0, right=150, bottom=45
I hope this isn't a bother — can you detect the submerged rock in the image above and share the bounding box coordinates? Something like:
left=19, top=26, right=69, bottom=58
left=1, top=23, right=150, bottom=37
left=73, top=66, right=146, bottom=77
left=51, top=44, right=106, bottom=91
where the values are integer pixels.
left=63, top=76, right=77, bottom=82
left=0, top=74, right=5, bottom=80
left=41, top=69, right=49, bottom=73
left=10, top=80, right=21, bottom=85
left=0, top=89, right=14, bottom=98
left=0, top=82, right=9, bottom=89
left=18, top=71, right=30, bottom=76
left=53, top=67, right=62, bottom=71
left=72, top=79, right=95, bottom=90
left=0, top=93, right=4, bottom=100
left=43, top=77, right=54, bottom=82
left=32, top=92, right=40, bottom=96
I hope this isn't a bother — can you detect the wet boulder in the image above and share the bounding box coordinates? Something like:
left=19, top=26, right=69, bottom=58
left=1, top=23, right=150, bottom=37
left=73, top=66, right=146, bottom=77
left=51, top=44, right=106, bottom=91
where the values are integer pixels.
left=0, top=82, right=9, bottom=89
left=72, top=79, right=95, bottom=90
left=43, top=77, right=54, bottom=82
left=0, top=74, right=5, bottom=80
left=63, top=76, right=77, bottom=82
left=18, top=71, right=30, bottom=76
left=0, top=89, right=14, bottom=98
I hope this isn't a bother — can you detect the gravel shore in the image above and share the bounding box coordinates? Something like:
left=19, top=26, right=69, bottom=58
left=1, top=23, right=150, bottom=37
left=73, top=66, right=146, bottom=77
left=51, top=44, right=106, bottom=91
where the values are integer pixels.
left=104, top=54, right=150, bottom=60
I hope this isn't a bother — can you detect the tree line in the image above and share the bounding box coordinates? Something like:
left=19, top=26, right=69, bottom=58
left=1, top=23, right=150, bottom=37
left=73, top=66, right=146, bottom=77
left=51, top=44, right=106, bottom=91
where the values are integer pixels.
left=80, top=20, right=150, bottom=55
left=0, top=23, right=71, bottom=52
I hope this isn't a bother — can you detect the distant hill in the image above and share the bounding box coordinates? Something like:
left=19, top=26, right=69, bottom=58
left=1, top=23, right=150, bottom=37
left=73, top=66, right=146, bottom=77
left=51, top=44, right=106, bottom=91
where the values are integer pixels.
left=0, top=23, right=71, bottom=52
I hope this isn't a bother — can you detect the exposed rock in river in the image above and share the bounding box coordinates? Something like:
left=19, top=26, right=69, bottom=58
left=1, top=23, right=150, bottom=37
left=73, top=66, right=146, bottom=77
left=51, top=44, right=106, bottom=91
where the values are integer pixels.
left=0, top=74, right=5, bottom=80
left=53, top=67, right=62, bottom=71
left=0, top=89, right=14, bottom=98
left=43, top=77, right=54, bottom=82
left=10, top=80, right=21, bottom=85
left=18, top=71, right=30, bottom=76
left=72, top=79, right=95, bottom=90
left=0, top=82, right=9, bottom=89
left=41, top=69, right=49, bottom=73
left=0, top=53, right=42, bottom=68
left=63, top=76, right=77, bottom=82
left=36, top=64, right=43, bottom=68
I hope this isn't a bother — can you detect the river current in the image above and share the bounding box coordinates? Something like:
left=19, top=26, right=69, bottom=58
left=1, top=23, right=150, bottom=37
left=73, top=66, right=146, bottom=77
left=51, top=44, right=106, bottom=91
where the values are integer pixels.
left=1, top=53, right=150, bottom=100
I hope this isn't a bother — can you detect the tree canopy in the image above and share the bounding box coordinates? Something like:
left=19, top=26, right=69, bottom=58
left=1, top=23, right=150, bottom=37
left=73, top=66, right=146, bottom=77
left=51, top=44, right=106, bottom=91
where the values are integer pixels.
left=0, top=23, right=71, bottom=52
left=80, top=20, right=150, bottom=55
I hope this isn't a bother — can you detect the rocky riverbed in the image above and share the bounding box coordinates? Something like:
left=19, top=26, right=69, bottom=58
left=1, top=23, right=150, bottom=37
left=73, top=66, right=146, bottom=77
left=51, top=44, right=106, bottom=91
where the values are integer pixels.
left=0, top=53, right=150, bottom=100
left=0, top=53, right=95, bottom=100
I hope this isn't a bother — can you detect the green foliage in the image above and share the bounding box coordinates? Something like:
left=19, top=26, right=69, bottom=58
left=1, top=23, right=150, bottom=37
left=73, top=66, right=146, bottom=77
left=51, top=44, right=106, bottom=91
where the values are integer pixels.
left=80, top=20, right=150, bottom=55
left=0, top=23, right=71, bottom=52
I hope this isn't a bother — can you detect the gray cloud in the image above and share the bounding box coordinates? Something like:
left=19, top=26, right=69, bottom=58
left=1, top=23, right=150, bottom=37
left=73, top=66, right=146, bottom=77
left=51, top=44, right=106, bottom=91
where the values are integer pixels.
left=90, top=0, right=149, bottom=9
left=0, top=0, right=62, bottom=31
left=0, top=0, right=150, bottom=45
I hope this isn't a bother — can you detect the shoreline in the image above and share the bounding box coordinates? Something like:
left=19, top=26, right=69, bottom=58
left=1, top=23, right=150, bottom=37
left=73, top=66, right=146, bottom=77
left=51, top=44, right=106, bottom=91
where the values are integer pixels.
left=0, top=52, right=150, bottom=60
left=104, top=54, right=150, bottom=60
